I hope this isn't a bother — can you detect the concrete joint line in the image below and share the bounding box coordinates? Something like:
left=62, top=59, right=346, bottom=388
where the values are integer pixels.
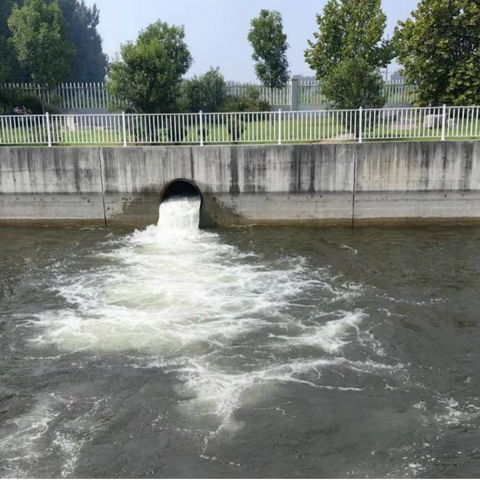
left=98, top=147, right=108, bottom=226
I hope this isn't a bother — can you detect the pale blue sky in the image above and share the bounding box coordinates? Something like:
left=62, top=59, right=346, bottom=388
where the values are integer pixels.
left=83, top=0, right=419, bottom=82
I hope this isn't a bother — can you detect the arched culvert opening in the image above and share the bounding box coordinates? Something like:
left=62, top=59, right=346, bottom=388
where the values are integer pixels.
left=160, top=179, right=202, bottom=203
left=159, top=179, right=213, bottom=229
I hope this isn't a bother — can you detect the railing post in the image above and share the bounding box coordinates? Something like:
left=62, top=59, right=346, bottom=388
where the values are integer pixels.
left=199, top=110, right=204, bottom=146
left=122, top=111, right=127, bottom=147
left=278, top=109, right=282, bottom=145
left=358, top=107, right=363, bottom=143
left=45, top=112, right=52, bottom=147
left=289, top=77, right=299, bottom=112
left=441, top=104, right=447, bottom=141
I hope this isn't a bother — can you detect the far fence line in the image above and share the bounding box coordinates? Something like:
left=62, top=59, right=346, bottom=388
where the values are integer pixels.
left=0, top=105, right=478, bottom=147
left=0, top=79, right=417, bottom=111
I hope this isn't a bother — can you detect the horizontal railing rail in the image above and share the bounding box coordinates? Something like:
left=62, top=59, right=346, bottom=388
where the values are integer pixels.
left=0, top=106, right=479, bottom=147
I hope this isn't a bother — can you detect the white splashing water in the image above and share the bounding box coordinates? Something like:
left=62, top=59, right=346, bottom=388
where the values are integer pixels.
left=30, top=196, right=381, bottom=432
left=34, top=197, right=321, bottom=353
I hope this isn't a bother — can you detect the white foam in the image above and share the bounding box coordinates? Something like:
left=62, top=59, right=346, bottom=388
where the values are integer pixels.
left=32, top=197, right=325, bottom=355
left=178, top=356, right=371, bottom=432
left=29, top=197, right=395, bottom=431
left=271, top=311, right=365, bottom=353
left=435, top=397, right=480, bottom=426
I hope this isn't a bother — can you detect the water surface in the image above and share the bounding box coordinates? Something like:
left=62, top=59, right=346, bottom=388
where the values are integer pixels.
left=1, top=202, right=480, bottom=478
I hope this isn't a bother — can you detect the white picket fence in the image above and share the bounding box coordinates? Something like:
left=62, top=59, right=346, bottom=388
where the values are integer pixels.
left=225, top=82, right=291, bottom=106
left=382, top=79, right=417, bottom=104
left=1, top=79, right=417, bottom=110
left=298, top=79, right=416, bottom=105
left=0, top=82, right=122, bottom=110
left=1, top=106, right=479, bottom=146
left=298, top=81, right=328, bottom=105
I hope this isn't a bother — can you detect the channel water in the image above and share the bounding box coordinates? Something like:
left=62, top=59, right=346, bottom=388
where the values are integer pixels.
left=1, top=197, right=480, bottom=478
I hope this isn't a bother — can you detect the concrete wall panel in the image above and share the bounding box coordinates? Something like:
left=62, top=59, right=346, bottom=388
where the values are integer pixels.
left=0, top=141, right=479, bottom=227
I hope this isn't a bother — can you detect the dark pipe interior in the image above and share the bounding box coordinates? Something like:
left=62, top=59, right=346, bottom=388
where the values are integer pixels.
left=161, top=181, right=201, bottom=201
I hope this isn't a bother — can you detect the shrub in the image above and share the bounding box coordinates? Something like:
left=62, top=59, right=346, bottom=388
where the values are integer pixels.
left=220, top=86, right=270, bottom=113
left=0, top=89, right=61, bottom=114
left=181, top=67, right=227, bottom=113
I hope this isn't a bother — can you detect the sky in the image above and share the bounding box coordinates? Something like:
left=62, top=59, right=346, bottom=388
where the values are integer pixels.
left=83, top=0, right=420, bottom=82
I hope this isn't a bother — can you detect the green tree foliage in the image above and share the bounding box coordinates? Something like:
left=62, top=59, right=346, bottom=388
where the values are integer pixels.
left=107, top=21, right=193, bottom=113
left=57, top=0, right=108, bottom=81
left=305, top=0, right=394, bottom=109
left=321, top=58, right=385, bottom=109
left=1, top=0, right=107, bottom=83
left=0, top=0, right=15, bottom=37
left=247, top=10, right=290, bottom=88
left=394, top=0, right=480, bottom=106
left=0, top=37, right=12, bottom=84
left=8, top=0, right=76, bottom=88
left=0, top=0, right=30, bottom=83
left=181, top=67, right=227, bottom=112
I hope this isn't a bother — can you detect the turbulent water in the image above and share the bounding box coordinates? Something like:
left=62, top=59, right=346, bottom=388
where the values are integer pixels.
left=1, top=198, right=480, bottom=478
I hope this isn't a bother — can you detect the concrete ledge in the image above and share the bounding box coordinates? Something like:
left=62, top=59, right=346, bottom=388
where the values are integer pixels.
left=0, top=193, right=105, bottom=223
left=211, top=193, right=354, bottom=226
left=354, top=191, right=480, bottom=223
left=354, top=216, right=480, bottom=227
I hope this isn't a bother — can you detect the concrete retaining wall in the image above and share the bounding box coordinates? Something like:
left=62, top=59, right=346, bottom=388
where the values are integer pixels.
left=1, top=141, right=480, bottom=227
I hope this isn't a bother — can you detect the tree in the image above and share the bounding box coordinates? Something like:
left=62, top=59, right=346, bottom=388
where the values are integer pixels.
left=0, top=37, right=12, bottom=84
left=247, top=10, right=290, bottom=88
left=107, top=21, right=193, bottom=113
left=8, top=0, right=76, bottom=90
left=320, top=58, right=385, bottom=109
left=57, top=0, right=108, bottom=82
left=181, top=67, right=227, bottom=112
left=0, top=0, right=16, bottom=40
left=0, top=0, right=30, bottom=83
left=394, top=0, right=480, bottom=106
left=305, top=0, right=394, bottom=109
left=0, top=0, right=107, bottom=83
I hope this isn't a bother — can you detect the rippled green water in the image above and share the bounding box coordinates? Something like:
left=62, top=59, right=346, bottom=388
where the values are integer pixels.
left=1, top=218, right=480, bottom=478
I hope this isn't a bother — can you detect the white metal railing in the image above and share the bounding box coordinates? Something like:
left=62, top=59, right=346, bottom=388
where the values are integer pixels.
left=281, top=109, right=358, bottom=142
left=49, top=113, right=124, bottom=145
left=0, top=114, right=48, bottom=144
left=125, top=113, right=201, bottom=144
left=202, top=111, right=279, bottom=143
left=1, top=106, right=479, bottom=146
